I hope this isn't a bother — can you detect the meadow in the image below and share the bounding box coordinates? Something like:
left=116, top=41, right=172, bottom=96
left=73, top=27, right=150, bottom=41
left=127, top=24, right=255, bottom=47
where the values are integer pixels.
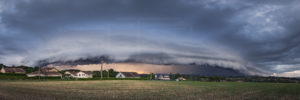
left=0, top=80, right=299, bottom=100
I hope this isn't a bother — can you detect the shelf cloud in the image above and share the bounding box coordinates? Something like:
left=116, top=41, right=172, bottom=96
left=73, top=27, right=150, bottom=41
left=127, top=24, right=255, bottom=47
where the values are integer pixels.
left=1, top=0, right=300, bottom=76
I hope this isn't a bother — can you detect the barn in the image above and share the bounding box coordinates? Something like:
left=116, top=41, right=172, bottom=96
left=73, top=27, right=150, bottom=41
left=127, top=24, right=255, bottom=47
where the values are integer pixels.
left=115, top=72, right=140, bottom=78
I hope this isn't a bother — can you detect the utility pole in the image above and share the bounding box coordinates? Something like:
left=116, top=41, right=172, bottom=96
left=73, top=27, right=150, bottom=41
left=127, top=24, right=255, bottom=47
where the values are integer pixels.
left=100, top=57, right=103, bottom=80
left=38, top=66, right=41, bottom=80
left=107, top=64, right=111, bottom=78
left=108, top=68, right=109, bottom=78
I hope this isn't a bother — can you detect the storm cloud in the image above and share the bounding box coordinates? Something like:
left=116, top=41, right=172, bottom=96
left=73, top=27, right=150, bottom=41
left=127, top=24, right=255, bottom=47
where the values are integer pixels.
left=1, top=0, right=300, bottom=76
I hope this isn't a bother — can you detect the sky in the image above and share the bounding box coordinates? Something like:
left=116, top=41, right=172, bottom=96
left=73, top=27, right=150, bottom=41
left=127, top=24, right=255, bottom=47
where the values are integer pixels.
left=1, top=0, right=300, bottom=77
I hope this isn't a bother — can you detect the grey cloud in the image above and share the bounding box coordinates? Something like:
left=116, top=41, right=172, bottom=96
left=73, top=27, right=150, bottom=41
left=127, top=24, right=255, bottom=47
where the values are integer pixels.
left=0, top=0, right=300, bottom=76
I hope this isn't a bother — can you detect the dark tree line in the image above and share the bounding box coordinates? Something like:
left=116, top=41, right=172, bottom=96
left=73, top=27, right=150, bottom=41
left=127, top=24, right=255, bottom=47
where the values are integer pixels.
left=93, top=69, right=118, bottom=78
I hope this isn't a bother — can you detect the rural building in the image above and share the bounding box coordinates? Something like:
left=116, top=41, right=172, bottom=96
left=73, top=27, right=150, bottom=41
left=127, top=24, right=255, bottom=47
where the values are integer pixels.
left=64, top=71, right=93, bottom=78
left=155, top=74, right=170, bottom=80
left=0, top=67, right=26, bottom=74
left=116, top=72, right=140, bottom=78
left=176, top=77, right=186, bottom=81
left=27, top=67, right=62, bottom=77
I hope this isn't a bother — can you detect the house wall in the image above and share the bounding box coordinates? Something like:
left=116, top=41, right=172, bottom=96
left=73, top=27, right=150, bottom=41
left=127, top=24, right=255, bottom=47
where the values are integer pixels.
left=156, top=74, right=170, bottom=80
left=116, top=73, right=125, bottom=78
left=15, top=72, right=26, bottom=74
left=65, top=71, right=93, bottom=78
left=27, top=74, right=45, bottom=77
left=48, top=69, right=59, bottom=72
left=65, top=71, right=77, bottom=78
left=47, top=74, right=62, bottom=77
left=0, top=68, right=5, bottom=73
left=75, top=72, right=93, bottom=78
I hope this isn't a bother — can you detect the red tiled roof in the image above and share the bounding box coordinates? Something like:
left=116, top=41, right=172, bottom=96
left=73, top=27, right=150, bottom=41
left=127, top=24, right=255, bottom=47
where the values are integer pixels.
left=3, top=67, right=25, bottom=73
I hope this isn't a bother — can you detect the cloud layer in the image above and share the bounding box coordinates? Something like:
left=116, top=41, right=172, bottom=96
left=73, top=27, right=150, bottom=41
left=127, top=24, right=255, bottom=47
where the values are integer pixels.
left=1, top=0, right=300, bottom=76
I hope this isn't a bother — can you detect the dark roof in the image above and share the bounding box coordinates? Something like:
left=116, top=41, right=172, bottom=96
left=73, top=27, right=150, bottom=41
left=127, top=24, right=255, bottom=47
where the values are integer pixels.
left=82, top=71, right=93, bottom=75
left=66, top=71, right=78, bottom=76
left=3, top=67, right=25, bottom=73
left=41, top=67, right=59, bottom=72
left=65, top=71, right=93, bottom=75
left=28, top=71, right=61, bottom=75
left=121, top=72, right=140, bottom=77
left=44, top=72, right=62, bottom=75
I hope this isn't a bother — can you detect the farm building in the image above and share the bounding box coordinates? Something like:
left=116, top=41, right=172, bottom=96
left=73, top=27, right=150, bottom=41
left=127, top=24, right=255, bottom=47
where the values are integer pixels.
left=64, top=71, right=93, bottom=78
left=116, top=72, right=140, bottom=78
left=176, top=77, right=186, bottom=81
left=0, top=67, right=26, bottom=74
left=27, top=67, right=62, bottom=77
left=155, top=74, right=170, bottom=80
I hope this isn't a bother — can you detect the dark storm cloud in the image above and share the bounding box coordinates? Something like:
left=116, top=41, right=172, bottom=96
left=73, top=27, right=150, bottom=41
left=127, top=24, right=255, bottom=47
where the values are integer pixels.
left=1, top=0, right=300, bottom=76
left=1, top=0, right=244, bottom=34
left=2, top=0, right=186, bottom=33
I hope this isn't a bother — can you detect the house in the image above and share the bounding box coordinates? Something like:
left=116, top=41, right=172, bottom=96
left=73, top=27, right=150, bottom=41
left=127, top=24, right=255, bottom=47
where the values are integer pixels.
left=0, top=67, right=26, bottom=74
left=64, top=71, right=93, bottom=78
left=155, top=74, right=170, bottom=80
left=176, top=77, right=186, bottom=81
left=116, top=72, right=140, bottom=78
left=27, top=67, right=62, bottom=77
left=42, top=67, right=60, bottom=72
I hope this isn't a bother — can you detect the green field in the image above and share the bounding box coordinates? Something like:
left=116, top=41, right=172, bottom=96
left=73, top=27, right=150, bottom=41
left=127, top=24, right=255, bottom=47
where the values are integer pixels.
left=0, top=80, right=299, bottom=100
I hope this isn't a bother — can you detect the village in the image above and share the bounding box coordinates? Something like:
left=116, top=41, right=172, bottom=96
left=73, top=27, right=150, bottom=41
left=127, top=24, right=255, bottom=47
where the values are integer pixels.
left=1, top=65, right=300, bottom=83
left=0, top=66, right=187, bottom=81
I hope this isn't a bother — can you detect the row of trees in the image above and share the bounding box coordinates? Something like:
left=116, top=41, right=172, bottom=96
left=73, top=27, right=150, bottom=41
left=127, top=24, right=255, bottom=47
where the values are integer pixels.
left=93, top=69, right=119, bottom=78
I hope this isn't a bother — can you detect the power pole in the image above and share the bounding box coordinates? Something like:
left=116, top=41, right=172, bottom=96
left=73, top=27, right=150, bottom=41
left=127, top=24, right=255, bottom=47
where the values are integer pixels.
left=107, top=64, right=110, bottom=78
left=108, top=69, right=109, bottom=78
left=100, top=57, right=103, bottom=80
left=38, top=66, right=41, bottom=80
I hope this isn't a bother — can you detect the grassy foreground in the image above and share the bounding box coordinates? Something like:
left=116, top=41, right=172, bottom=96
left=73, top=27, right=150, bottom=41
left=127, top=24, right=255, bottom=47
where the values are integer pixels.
left=0, top=80, right=299, bottom=100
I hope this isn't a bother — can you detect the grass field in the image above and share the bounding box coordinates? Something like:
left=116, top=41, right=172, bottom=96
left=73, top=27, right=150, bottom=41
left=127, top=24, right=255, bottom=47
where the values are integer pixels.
left=0, top=80, right=299, bottom=100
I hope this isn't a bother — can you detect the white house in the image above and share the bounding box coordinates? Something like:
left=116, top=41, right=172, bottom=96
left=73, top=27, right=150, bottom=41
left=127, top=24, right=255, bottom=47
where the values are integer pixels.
left=116, top=72, right=140, bottom=78
left=65, top=71, right=93, bottom=78
left=155, top=74, right=170, bottom=80
left=176, top=77, right=186, bottom=81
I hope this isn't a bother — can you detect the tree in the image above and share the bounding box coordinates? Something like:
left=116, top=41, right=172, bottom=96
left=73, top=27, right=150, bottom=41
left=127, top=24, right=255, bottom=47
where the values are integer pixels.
left=16, top=65, right=34, bottom=73
left=148, top=73, right=155, bottom=80
left=175, top=73, right=181, bottom=79
left=108, top=69, right=118, bottom=77
left=169, top=73, right=175, bottom=80
left=208, top=76, right=222, bottom=82
left=0, top=64, right=4, bottom=69
left=93, top=70, right=108, bottom=78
